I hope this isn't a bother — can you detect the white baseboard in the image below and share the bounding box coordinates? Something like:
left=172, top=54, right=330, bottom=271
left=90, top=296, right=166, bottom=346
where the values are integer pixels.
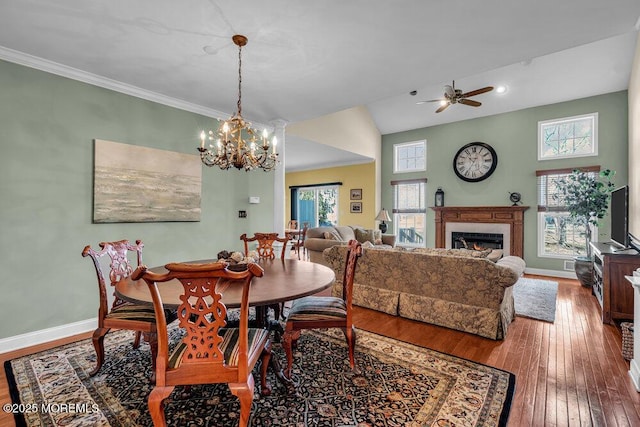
left=0, top=318, right=97, bottom=355
left=525, top=267, right=578, bottom=280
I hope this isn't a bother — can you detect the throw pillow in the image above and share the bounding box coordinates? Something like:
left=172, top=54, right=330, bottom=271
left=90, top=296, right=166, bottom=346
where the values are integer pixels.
left=323, top=230, right=342, bottom=241
left=354, top=228, right=376, bottom=244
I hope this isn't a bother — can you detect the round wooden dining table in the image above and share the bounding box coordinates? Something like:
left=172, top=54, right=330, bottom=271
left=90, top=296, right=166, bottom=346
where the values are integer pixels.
left=115, top=258, right=336, bottom=309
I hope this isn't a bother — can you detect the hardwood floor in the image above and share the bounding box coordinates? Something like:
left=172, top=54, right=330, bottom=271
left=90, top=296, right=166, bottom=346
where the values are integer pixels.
left=2, top=275, right=639, bottom=426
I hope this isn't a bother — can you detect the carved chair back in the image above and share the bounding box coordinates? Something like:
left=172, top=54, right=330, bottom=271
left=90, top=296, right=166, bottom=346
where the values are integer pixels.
left=131, top=261, right=272, bottom=425
left=240, top=232, right=289, bottom=260
left=82, top=239, right=144, bottom=324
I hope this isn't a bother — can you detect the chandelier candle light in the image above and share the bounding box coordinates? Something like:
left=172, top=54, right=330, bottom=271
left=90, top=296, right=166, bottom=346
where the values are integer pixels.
left=198, top=35, right=278, bottom=171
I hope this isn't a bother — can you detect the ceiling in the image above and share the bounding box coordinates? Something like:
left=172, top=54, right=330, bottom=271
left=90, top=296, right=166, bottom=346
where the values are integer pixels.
left=1, top=1, right=639, bottom=171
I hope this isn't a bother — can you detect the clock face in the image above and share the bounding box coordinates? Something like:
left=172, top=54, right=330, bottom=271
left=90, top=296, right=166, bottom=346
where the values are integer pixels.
left=453, top=142, right=498, bottom=182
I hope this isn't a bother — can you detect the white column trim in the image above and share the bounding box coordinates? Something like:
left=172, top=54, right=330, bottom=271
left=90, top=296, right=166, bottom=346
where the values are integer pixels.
left=271, top=119, right=288, bottom=236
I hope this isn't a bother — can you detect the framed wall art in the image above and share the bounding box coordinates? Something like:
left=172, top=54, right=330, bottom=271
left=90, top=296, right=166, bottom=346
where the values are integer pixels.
left=93, top=139, right=202, bottom=223
left=350, top=202, right=362, bottom=213
left=350, top=188, right=362, bottom=200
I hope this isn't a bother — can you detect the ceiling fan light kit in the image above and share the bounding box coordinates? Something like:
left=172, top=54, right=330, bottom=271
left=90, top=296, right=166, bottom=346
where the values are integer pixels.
left=420, top=80, right=494, bottom=113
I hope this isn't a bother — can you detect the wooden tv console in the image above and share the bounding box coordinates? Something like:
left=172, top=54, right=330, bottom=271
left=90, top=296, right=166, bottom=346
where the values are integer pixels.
left=590, top=241, right=640, bottom=324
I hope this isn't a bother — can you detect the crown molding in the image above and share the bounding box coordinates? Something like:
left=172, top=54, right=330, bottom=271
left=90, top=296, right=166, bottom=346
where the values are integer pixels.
left=0, top=45, right=235, bottom=121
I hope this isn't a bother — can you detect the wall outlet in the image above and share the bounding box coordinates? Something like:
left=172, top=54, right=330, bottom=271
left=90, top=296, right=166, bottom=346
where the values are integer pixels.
left=238, top=210, right=247, bottom=218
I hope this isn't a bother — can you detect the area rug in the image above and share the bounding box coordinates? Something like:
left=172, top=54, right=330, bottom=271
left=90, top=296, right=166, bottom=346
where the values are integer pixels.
left=5, top=327, right=515, bottom=426
left=513, top=277, right=559, bottom=323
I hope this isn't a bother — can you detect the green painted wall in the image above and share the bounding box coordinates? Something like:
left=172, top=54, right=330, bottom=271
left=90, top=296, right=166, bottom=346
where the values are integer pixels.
left=0, top=60, right=275, bottom=339
left=381, top=91, right=629, bottom=271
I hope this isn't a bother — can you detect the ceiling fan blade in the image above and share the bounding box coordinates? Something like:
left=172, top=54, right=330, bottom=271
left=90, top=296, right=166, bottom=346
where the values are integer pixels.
left=459, top=99, right=481, bottom=107
left=460, top=86, right=494, bottom=98
left=416, top=99, right=445, bottom=104
left=435, top=103, right=450, bottom=113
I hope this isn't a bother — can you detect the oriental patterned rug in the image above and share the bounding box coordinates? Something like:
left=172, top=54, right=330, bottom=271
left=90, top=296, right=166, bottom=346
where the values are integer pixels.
left=5, top=326, right=515, bottom=426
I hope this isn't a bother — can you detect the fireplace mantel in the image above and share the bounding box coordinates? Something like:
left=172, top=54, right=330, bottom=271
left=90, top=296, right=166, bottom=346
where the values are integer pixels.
left=431, top=206, right=529, bottom=258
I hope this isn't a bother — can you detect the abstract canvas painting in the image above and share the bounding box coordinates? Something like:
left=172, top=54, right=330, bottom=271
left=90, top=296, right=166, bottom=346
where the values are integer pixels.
left=93, top=139, right=201, bottom=223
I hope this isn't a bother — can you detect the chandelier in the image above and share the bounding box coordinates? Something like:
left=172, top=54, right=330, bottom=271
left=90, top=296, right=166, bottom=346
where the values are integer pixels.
left=198, top=35, right=278, bottom=171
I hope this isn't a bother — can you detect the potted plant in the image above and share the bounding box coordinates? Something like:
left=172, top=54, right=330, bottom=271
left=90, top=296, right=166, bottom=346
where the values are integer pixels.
left=555, top=168, right=616, bottom=286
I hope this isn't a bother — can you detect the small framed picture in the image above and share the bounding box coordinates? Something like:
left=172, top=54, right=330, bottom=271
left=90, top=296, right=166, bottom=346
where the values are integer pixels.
left=350, top=188, right=362, bottom=200
left=350, top=202, right=362, bottom=213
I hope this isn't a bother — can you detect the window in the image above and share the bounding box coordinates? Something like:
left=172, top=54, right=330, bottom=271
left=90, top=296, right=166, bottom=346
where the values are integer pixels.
left=538, top=113, right=598, bottom=160
left=291, top=184, right=339, bottom=227
left=394, top=140, right=426, bottom=173
left=392, top=179, right=427, bottom=247
left=537, top=166, right=600, bottom=258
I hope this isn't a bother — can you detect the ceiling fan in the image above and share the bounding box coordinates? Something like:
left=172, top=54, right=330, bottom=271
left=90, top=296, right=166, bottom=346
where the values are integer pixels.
left=418, top=81, right=494, bottom=113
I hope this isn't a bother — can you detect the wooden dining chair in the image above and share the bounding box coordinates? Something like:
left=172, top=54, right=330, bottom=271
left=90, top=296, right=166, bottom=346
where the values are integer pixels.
left=240, top=232, right=290, bottom=260
left=131, top=261, right=272, bottom=427
left=289, top=223, right=309, bottom=260
left=282, top=239, right=362, bottom=381
left=82, top=240, right=176, bottom=376
left=240, top=232, right=290, bottom=321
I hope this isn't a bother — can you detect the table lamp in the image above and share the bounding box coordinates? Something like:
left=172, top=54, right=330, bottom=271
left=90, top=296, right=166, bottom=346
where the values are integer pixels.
left=375, top=208, right=392, bottom=233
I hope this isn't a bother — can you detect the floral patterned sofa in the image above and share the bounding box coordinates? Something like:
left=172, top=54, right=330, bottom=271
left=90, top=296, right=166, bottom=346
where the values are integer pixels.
left=324, top=246, right=526, bottom=340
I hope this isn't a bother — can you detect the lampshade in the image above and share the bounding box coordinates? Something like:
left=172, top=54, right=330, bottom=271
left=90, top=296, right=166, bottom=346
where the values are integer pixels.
left=375, top=209, right=391, bottom=222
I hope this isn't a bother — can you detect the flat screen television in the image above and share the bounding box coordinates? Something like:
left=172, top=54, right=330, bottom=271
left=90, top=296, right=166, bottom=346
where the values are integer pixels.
left=610, top=185, right=629, bottom=248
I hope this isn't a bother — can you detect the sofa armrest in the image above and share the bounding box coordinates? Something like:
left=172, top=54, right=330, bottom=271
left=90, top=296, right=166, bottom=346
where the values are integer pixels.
left=496, top=256, right=526, bottom=277
left=381, top=234, right=396, bottom=247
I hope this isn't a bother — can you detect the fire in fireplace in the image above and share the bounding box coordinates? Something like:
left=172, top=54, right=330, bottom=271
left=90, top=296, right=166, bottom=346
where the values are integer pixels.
left=452, top=231, right=504, bottom=250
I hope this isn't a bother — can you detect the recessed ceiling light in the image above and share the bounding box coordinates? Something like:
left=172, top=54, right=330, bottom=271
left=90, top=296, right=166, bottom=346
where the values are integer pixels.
left=496, top=85, right=508, bottom=94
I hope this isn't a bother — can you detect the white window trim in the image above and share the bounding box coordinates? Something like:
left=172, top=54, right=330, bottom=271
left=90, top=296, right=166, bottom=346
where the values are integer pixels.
left=537, top=112, right=598, bottom=161
left=393, top=140, right=426, bottom=173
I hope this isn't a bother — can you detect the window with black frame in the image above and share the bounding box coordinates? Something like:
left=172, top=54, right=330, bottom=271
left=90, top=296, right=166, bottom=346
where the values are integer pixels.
left=290, top=182, right=341, bottom=228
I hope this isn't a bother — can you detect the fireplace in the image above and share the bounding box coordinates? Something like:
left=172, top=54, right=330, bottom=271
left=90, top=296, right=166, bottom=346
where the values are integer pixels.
left=431, top=206, right=529, bottom=258
left=452, top=231, right=504, bottom=250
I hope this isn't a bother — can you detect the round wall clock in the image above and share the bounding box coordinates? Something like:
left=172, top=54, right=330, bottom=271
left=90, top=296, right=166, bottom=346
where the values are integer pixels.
left=453, top=142, right=498, bottom=182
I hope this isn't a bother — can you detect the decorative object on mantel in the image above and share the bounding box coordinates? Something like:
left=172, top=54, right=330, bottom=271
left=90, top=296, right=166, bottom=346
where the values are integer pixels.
left=375, top=208, right=392, bottom=233
left=435, top=187, right=445, bottom=207
left=197, top=35, right=278, bottom=171
left=93, top=139, right=202, bottom=223
left=554, top=168, right=616, bottom=287
left=509, top=191, right=522, bottom=206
